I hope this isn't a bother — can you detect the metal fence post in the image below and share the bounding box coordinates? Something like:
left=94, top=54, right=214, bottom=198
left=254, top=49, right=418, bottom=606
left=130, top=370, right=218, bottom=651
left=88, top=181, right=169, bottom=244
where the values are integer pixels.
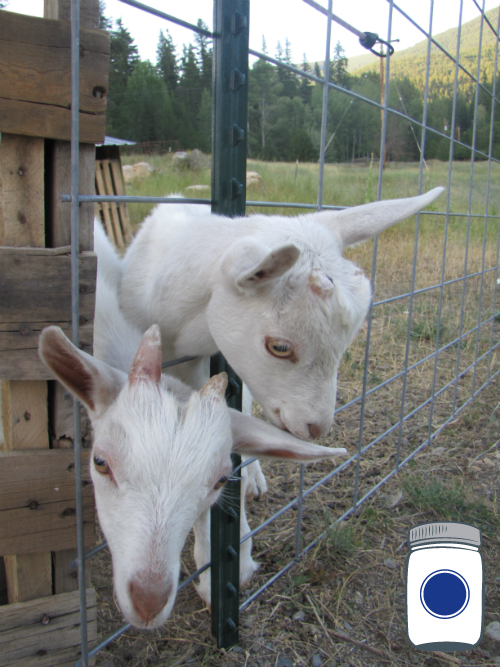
left=210, top=0, right=249, bottom=649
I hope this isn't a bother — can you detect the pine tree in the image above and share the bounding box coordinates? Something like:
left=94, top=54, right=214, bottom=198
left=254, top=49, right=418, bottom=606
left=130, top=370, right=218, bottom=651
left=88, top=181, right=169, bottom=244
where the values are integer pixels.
left=98, top=0, right=112, bottom=30
left=194, top=19, right=212, bottom=92
left=299, top=53, right=313, bottom=105
left=330, top=41, right=349, bottom=88
left=106, top=19, right=140, bottom=137
left=157, top=29, right=179, bottom=93
left=121, top=61, right=176, bottom=142
left=177, top=44, right=202, bottom=146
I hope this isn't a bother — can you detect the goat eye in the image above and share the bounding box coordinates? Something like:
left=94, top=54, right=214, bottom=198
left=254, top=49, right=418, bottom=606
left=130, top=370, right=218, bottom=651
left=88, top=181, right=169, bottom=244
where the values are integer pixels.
left=266, top=338, right=294, bottom=359
left=213, top=475, right=229, bottom=490
left=93, top=455, right=110, bottom=475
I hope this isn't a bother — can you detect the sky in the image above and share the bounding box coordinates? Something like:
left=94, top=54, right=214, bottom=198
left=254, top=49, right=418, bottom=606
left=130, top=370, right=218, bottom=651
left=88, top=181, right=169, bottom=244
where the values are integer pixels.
left=5, top=0, right=500, bottom=66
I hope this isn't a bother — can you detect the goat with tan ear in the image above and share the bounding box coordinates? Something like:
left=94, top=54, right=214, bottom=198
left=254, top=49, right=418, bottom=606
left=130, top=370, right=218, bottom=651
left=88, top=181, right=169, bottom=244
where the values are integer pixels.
left=39, top=312, right=346, bottom=628
left=112, top=187, right=444, bottom=495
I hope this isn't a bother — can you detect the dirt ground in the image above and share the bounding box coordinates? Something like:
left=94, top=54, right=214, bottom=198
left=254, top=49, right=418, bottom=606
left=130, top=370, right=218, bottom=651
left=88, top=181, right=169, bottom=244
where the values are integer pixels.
left=91, top=370, right=499, bottom=667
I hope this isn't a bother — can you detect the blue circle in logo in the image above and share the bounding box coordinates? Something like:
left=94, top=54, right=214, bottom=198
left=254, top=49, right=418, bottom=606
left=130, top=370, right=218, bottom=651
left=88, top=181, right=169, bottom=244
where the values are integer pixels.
left=420, top=570, right=470, bottom=618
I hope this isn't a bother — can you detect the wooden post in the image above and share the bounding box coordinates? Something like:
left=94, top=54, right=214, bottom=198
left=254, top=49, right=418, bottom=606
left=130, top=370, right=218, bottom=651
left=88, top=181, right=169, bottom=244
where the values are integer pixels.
left=0, top=135, right=53, bottom=604
left=43, top=0, right=100, bottom=596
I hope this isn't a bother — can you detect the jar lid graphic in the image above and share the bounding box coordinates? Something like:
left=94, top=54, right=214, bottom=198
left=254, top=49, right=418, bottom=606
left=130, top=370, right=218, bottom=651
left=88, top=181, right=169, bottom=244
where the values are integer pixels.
left=408, top=522, right=481, bottom=547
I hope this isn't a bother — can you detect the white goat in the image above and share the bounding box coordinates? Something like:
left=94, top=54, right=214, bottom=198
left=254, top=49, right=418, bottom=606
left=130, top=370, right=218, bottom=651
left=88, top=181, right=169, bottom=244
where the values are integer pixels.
left=38, top=250, right=346, bottom=629
left=119, top=188, right=444, bottom=441
left=116, top=188, right=444, bottom=502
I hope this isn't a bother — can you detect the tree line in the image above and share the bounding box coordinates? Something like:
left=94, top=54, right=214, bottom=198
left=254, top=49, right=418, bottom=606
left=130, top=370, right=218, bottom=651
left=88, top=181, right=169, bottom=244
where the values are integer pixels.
left=101, top=4, right=500, bottom=163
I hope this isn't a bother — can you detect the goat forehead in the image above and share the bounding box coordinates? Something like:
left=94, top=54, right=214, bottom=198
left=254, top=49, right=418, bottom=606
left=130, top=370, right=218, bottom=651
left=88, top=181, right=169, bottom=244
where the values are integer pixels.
left=93, top=385, right=232, bottom=477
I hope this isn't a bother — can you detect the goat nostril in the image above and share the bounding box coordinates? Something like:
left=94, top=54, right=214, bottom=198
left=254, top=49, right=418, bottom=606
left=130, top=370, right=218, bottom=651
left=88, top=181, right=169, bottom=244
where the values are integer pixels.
left=129, top=579, right=172, bottom=624
left=308, top=423, right=323, bottom=439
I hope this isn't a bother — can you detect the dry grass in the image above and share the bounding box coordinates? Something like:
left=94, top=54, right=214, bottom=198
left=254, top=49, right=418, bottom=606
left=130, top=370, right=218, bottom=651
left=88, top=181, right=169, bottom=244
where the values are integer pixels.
left=93, top=157, right=500, bottom=667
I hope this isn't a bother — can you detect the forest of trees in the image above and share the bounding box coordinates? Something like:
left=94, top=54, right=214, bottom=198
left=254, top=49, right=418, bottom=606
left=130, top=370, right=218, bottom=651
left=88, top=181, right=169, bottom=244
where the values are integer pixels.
left=101, top=3, right=500, bottom=163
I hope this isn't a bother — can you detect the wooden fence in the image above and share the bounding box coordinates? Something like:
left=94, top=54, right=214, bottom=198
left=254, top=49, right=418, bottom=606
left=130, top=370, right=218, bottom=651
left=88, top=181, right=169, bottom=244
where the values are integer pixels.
left=0, top=2, right=108, bottom=664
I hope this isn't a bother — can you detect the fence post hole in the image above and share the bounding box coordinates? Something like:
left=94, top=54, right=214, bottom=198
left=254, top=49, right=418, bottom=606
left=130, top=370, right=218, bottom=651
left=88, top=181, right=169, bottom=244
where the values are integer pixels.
left=210, top=0, right=249, bottom=649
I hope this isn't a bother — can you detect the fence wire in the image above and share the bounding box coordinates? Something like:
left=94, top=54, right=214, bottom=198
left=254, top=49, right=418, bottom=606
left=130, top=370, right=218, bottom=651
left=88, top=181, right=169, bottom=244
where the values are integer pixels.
left=68, top=0, right=500, bottom=664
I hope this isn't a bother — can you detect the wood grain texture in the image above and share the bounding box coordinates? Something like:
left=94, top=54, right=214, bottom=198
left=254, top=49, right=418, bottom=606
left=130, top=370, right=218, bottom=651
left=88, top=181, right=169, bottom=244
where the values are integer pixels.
left=0, top=11, right=109, bottom=143
left=0, top=38, right=108, bottom=114
left=43, top=0, right=100, bottom=602
left=1, top=10, right=108, bottom=52
left=0, top=495, right=95, bottom=556
left=45, top=141, right=95, bottom=250
left=44, top=0, right=100, bottom=30
left=4, top=555, right=52, bottom=604
left=1, top=381, right=49, bottom=451
left=0, top=450, right=91, bottom=510
left=0, top=97, right=106, bottom=144
left=0, top=588, right=97, bottom=667
left=0, top=135, right=44, bottom=247
left=0, top=129, right=52, bottom=602
left=0, top=251, right=96, bottom=380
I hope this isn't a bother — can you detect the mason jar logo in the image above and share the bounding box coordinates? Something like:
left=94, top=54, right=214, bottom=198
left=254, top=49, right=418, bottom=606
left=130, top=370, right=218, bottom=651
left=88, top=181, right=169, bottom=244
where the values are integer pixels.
left=420, top=569, right=470, bottom=619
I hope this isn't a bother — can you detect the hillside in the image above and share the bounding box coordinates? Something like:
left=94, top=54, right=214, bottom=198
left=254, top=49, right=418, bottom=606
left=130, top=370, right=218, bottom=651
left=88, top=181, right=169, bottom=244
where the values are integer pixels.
left=347, top=7, right=499, bottom=98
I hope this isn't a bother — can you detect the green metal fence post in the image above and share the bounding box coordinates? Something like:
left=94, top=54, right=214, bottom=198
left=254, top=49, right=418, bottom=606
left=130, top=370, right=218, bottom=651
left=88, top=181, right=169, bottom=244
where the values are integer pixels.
left=210, top=0, right=249, bottom=649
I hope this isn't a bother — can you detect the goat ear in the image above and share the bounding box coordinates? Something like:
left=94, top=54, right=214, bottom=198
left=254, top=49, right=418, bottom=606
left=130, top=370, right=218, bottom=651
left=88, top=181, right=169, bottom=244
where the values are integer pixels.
left=222, top=238, right=300, bottom=292
left=317, top=187, right=445, bottom=248
left=128, top=324, right=162, bottom=386
left=38, top=326, right=125, bottom=413
left=229, top=410, right=347, bottom=463
left=200, top=372, right=228, bottom=401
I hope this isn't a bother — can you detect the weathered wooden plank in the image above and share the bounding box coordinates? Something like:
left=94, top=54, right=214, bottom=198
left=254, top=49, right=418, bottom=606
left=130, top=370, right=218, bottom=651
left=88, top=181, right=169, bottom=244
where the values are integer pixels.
left=0, top=39, right=108, bottom=115
left=1, top=381, right=49, bottom=452
left=0, top=130, right=53, bottom=604
left=45, top=142, right=95, bottom=250
left=43, top=0, right=100, bottom=600
left=94, top=161, right=115, bottom=243
left=0, top=250, right=96, bottom=375
left=0, top=497, right=95, bottom=556
left=0, top=450, right=92, bottom=510
left=0, top=246, right=72, bottom=256
left=109, top=159, right=133, bottom=244
left=44, top=0, right=100, bottom=35
left=4, top=555, right=53, bottom=605
left=0, top=11, right=109, bottom=54
left=0, top=556, right=7, bottom=605
left=0, top=321, right=93, bottom=352
left=0, top=588, right=96, bottom=667
left=0, top=251, right=97, bottom=293
left=0, top=97, right=106, bottom=144
left=102, top=159, right=124, bottom=248
left=0, top=12, right=108, bottom=144
left=0, top=291, right=95, bottom=324
left=0, top=135, right=44, bottom=248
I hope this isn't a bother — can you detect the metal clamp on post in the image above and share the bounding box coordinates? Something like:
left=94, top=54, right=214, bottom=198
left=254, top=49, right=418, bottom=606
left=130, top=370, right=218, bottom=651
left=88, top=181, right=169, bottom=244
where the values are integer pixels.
left=359, top=31, right=395, bottom=57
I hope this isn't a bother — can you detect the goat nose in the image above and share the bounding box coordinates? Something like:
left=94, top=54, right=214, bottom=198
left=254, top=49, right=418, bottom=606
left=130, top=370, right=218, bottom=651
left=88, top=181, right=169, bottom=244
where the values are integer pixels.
left=129, top=579, right=172, bottom=625
left=308, top=423, right=325, bottom=439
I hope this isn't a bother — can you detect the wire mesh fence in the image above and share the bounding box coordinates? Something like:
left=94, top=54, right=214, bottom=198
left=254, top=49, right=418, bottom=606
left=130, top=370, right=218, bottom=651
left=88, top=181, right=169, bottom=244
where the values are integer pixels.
left=67, top=0, right=500, bottom=664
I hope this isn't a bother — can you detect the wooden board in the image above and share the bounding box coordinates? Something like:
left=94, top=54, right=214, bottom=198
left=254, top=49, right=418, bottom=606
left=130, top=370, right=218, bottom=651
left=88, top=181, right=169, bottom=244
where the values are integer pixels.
left=1, top=381, right=49, bottom=451
left=3, top=555, right=53, bottom=605
left=0, top=131, right=53, bottom=605
left=43, top=0, right=100, bottom=601
left=0, top=11, right=109, bottom=143
left=0, top=98, right=106, bottom=145
left=95, top=157, right=133, bottom=248
left=45, top=141, right=95, bottom=251
left=0, top=450, right=95, bottom=556
left=0, top=588, right=96, bottom=667
left=0, top=135, right=44, bottom=248
left=0, top=250, right=96, bottom=381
